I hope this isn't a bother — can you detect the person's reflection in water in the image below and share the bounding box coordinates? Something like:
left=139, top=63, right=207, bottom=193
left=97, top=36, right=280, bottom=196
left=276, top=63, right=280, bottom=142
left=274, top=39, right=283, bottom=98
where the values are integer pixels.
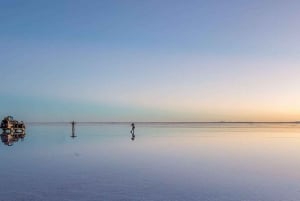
left=130, top=123, right=135, bottom=141
left=131, top=133, right=135, bottom=141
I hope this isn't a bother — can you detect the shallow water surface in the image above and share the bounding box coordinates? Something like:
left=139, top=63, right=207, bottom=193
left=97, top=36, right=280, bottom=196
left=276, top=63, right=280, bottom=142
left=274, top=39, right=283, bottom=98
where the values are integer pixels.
left=1, top=123, right=300, bottom=201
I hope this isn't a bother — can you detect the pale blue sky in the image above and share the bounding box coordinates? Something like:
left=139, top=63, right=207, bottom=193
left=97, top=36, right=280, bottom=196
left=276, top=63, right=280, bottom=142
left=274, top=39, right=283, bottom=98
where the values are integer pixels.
left=1, top=0, right=300, bottom=121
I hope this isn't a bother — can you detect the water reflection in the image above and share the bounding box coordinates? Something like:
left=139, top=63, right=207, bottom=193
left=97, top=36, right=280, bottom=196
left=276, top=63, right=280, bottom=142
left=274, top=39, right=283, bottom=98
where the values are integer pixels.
left=1, top=132, right=26, bottom=146
left=1, top=123, right=300, bottom=201
left=131, top=133, right=135, bottom=141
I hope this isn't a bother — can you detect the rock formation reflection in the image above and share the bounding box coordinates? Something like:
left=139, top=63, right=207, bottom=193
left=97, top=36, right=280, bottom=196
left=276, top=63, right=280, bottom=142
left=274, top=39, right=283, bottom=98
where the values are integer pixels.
left=1, top=132, right=26, bottom=146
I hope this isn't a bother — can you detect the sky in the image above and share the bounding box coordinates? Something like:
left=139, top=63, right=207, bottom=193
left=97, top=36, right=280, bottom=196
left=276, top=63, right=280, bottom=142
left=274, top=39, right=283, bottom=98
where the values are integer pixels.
left=1, top=0, right=300, bottom=122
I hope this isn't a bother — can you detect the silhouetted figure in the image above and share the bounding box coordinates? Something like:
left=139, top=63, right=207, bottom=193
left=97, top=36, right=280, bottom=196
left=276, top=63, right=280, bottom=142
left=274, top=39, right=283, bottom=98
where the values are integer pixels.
left=130, top=123, right=135, bottom=141
left=130, top=123, right=135, bottom=134
left=71, top=121, right=76, bottom=138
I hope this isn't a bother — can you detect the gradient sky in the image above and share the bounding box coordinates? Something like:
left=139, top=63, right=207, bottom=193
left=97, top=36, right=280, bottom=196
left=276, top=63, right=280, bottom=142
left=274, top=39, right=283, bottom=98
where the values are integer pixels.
left=1, top=0, right=300, bottom=122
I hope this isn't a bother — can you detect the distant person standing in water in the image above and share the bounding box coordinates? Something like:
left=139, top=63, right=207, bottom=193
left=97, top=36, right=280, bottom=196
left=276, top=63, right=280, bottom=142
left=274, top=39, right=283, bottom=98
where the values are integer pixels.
left=131, top=123, right=135, bottom=134
left=130, top=123, right=135, bottom=140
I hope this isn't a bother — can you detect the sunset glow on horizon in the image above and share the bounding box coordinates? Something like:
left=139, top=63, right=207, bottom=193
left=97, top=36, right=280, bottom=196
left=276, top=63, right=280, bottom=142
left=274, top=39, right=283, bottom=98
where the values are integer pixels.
left=1, top=1, right=300, bottom=122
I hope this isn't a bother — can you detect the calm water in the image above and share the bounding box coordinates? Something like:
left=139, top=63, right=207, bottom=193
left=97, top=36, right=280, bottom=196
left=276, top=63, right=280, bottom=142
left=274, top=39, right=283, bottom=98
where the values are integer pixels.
left=1, top=123, right=300, bottom=201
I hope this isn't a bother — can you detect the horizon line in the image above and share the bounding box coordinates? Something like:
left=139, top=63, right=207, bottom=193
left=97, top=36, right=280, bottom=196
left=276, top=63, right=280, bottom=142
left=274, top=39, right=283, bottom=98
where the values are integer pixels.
left=25, top=121, right=300, bottom=124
